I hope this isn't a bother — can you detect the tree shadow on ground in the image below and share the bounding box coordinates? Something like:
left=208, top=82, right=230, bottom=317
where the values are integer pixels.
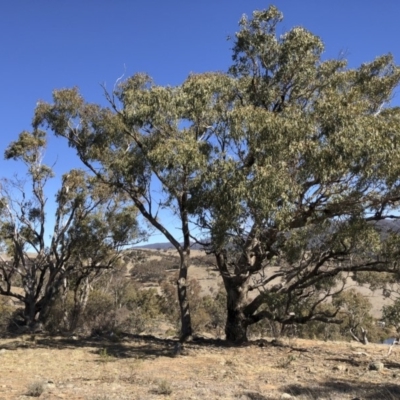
left=0, top=334, right=175, bottom=359
left=38, top=334, right=179, bottom=359
left=283, top=379, right=400, bottom=399
left=0, top=334, right=283, bottom=360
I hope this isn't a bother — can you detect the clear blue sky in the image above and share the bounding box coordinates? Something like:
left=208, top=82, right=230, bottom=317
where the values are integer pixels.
left=1, top=1, right=400, bottom=244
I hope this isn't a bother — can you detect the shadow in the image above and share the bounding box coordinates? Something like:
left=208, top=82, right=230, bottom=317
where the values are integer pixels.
left=0, top=333, right=277, bottom=360
left=35, top=334, right=178, bottom=359
left=283, top=379, right=400, bottom=399
left=238, top=391, right=269, bottom=400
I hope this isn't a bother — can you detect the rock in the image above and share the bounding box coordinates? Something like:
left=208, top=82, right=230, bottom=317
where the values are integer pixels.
left=369, top=361, right=384, bottom=371
left=333, top=364, right=347, bottom=372
left=280, top=394, right=294, bottom=399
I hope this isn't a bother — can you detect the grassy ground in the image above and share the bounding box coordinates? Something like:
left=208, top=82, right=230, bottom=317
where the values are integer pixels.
left=1, top=335, right=400, bottom=399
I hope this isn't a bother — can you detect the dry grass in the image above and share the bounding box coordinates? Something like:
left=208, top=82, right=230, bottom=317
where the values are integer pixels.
left=0, top=335, right=400, bottom=399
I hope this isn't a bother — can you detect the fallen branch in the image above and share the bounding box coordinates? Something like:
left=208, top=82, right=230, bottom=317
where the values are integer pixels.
left=387, top=338, right=399, bottom=357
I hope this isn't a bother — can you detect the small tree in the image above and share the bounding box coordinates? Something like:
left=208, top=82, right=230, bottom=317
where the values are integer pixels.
left=0, top=130, right=143, bottom=330
left=383, top=298, right=400, bottom=336
left=333, top=290, right=375, bottom=344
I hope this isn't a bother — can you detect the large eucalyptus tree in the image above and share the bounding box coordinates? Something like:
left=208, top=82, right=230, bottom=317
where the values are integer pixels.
left=188, top=6, right=400, bottom=342
left=31, top=5, right=400, bottom=343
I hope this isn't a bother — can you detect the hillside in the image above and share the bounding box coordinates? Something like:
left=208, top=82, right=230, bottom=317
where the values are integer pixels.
left=125, top=248, right=394, bottom=321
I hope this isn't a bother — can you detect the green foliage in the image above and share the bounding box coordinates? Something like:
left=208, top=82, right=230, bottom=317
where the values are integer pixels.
left=383, top=298, right=400, bottom=334
left=0, top=297, right=14, bottom=334
left=130, top=255, right=179, bottom=283
left=332, top=290, right=385, bottom=343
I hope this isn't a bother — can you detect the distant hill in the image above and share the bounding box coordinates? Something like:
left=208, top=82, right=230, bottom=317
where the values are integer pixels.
left=134, top=242, right=204, bottom=250
left=134, top=220, right=400, bottom=251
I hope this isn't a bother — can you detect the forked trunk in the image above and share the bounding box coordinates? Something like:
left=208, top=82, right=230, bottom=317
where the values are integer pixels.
left=37, top=287, right=57, bottom=326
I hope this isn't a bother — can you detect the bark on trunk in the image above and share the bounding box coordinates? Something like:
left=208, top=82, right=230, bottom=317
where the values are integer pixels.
left=37, top=289, right=57, bottom=326
left=23, top=296, right=37, bottom=328
left=224, top=280, right=249, bottom=344
left=70, top=276, right=91, bottom=332
left=60, top=277, right=69, bottom=330
left=225, top=306, right=249, bottom=343
left=177, top=251, right=192, bottom=342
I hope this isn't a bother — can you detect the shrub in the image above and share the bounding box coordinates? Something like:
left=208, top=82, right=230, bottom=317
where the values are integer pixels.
left=0, top=297, right=14, bottom=334
left=152, top=380, right=172, bottom=395
left=131, top=258, right=179, bottom=283
left=26, top=381, right=45, bottom=397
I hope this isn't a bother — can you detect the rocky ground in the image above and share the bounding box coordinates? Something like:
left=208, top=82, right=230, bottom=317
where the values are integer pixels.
left=0, top=335, right=400, bottom=400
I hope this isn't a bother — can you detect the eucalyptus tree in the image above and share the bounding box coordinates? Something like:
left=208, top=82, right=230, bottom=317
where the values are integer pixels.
left=30, top=5, right=400, bottom=344
left=31, top=72, right=232, bottom=341
left=187, top=6, right=400, bottom=342
left=0, top=130, right=142, bottom=330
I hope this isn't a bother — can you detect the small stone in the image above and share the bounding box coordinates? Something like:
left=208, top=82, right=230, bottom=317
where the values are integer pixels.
left=281, top=394, right=294, bottom=399
left=369, top=361, right=384, bottom=371
left=333, top=364, right=347, bottom=372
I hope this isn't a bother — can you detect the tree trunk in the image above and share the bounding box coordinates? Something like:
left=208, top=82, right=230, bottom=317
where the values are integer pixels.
left=37, top=275, right=66, bottom=327
left=60, top=277, right=70, bottom=330
left=70, top=276, right=91, bottom=332
left=224, top=279, right=249, bottom=344
left=37, top=286, right=58, bottom=326
left=23, top=296, right=37, bottom=328
left=177, top=251, right=192, bottom=342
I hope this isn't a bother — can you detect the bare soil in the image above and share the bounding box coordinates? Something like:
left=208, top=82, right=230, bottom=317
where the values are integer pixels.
left=0, top=335, right=400, bottom=400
